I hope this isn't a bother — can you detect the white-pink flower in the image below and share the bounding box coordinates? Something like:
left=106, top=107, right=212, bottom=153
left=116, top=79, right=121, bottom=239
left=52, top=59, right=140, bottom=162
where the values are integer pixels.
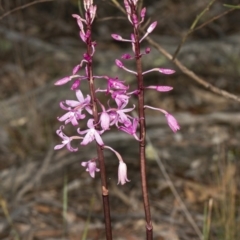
left=99, top=111, right=110, bottom=131
left=54, top=126, right=78, bottom=152
left=81, top=159, right=100, bottom=178
left=111, top=91, right=130, bottom=109
left=144, top=105, right=180, bottom=133
left=119, top=118, right=140, bottom=141
left=165, top=113, right=180, bottom=133
left=58, top=90, right=92, bottom=126
left=118, top=161, right=130, bottom=185
left=78, top=119, right=104, bottom=146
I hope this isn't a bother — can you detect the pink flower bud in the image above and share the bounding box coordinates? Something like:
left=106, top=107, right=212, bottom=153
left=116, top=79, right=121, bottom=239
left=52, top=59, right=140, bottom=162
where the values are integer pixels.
left=72, top=65, right=81, bottom=75
left=89, top=5, right=96, bottom=20
left=147, top=21, right=157, bottom=34
left=141, top=7, right=146, bottom=19
left=71, top=79, right=81, bottom=90
left=146, top=86, right=173, bottom=92
left=83, top=0, right=93, bottom=10
left=100, top=112, right=110, bottom=130
left=132, top=14, right=138, bottom=26
left=115, top=59, right=123, bottom=68
left=111, top=34, right=123, bottom=41
left=121, top=53, right=132, bottom=59
left=83, top=53, right=91, bottom=62
left=118, top=161, right=130, bottom=185
left=165, top=113, right=180, bottom=133
left=158, top=68, right=175, bottom=74
left=55, top=76, right=71, bottom=86
left=145, top=47, right=151, bottom=54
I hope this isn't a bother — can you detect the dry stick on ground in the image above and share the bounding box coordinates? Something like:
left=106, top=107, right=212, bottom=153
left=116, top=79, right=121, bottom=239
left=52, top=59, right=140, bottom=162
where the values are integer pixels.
left=16, top=145, right=54, bottom=201
left=145, top=35, right=240, bottom=103
left=145, top=134, right=203, bottom=240
left=0, top=0, right=55, bottom=21
left=131, top=111, right=203, bottom=240
left=192, top=7, right=237, bottom=34
left=172, top=0, right=217, bottom=60
left=173, top=2, right=236, bottom=60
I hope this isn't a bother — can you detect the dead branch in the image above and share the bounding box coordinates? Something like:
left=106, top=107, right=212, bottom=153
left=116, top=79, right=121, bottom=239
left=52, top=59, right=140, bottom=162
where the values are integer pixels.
left=16, top=145, right=54, bottom=201
left=145, top=35, right=240, bottom=103
left=0, top=0, right=55, bottom=21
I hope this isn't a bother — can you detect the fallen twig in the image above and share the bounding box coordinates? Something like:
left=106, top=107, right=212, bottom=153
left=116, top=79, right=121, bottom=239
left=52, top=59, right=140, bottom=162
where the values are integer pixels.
left=0, top=0, right=54, bottom=21
left=145, top=35, right=240, bottom=103
left=16, top=145, right=54, bottom=201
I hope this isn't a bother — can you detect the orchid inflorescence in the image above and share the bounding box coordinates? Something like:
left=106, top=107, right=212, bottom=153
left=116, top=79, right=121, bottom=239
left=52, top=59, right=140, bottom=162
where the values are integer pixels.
left=54, top=0, right=180, bottom=185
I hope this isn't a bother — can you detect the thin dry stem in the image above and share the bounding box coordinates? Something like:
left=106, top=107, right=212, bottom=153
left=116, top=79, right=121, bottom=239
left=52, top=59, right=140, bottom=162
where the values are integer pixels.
left=172, top=0, right=216, bottom=60
left=0, top=0, right=54, bottom=21
left=144, top=133, right=203, bottom=240
left=144, top=35, right=240, bottom=103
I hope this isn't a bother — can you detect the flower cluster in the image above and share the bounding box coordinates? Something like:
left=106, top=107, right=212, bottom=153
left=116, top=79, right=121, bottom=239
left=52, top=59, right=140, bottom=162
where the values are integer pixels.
left=111, top=0, right=180, bottom=133
left=54, top=0, right=180, bottom=184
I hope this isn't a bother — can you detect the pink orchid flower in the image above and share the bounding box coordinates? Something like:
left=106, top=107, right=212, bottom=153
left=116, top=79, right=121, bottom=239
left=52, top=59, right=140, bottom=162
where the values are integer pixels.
left=81, top=158, right=100, bottom=178
left=78, top=119, right=104, bottom=146
left=58, top=90, right=92, bottom=126
left=54, top=126, right=78, bottom=152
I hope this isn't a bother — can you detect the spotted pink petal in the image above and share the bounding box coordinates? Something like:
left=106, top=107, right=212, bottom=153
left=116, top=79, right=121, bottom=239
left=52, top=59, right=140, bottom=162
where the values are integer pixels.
left=147, top=21, right=157, bottom=34
left=146, top=86, right=173, bottom=92
left=55, top=76, right=71, bottom=85
left=72, top=65, right=81, bottom=74
left=115, top=59, right=123, bottom=68
left=111, top=34, right=123, bottom=41
left=158, top=68, right=175, bottom=74
left=165, top=113, right=180, bottom=133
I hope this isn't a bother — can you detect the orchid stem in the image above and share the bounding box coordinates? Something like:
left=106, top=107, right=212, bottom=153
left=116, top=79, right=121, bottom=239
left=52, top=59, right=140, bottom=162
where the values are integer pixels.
left=85, top=10, right=112, bottom=240
left=130, top=2, right=153, bottom=239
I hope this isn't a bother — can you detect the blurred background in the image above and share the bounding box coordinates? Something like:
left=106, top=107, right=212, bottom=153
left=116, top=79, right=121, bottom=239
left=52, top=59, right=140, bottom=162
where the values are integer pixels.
left=0, top=0, right=240, bottom=239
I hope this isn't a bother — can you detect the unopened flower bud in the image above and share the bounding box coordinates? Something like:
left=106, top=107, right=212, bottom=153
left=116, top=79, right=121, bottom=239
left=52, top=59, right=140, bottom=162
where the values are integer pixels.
left=165, top=113, right=180, bottom=133
left=111, top=34, right=123, bottom=41
left=118, top=161, right=130, bottom=185
left=158, top=68, right=175, bottom=74
left=141, top=7, right=146, bottom=19
left=71, top=79, right=81, bottom=90
left=115, top=59, right=124, bottom=68
left=121, top=53, right=132, bottom=59
left=145, top=47, right=151, bottom=54
left=147, top=21, right=157, bottom=34
left=55, top=76, right=71, bottom=86
left=146, top=86, right=173, bottom=92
